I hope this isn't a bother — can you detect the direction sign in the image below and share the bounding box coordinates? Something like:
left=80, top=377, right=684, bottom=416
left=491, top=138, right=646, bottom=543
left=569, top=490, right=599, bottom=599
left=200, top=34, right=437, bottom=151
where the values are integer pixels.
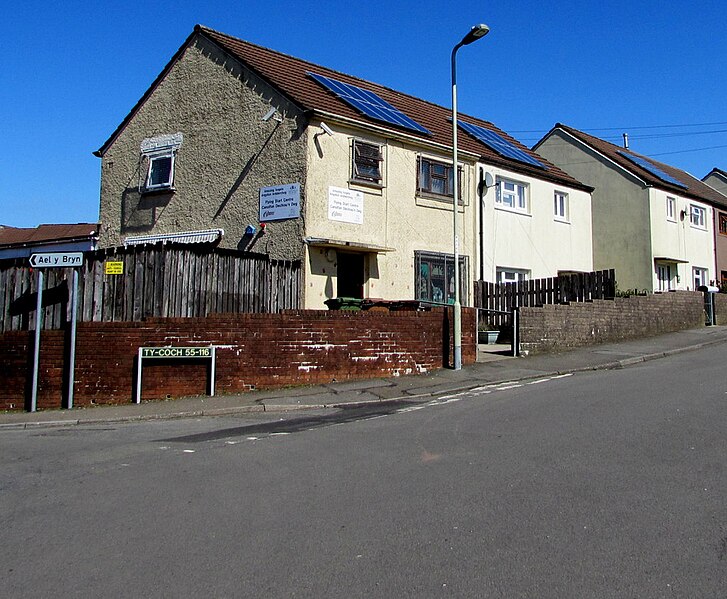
left=30, top=252, right=84, bottom=268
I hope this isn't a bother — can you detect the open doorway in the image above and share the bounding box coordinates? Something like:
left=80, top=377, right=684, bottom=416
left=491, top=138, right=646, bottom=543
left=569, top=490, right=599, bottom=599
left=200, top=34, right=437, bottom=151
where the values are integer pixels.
left=337, top=252, right=365, bottom=298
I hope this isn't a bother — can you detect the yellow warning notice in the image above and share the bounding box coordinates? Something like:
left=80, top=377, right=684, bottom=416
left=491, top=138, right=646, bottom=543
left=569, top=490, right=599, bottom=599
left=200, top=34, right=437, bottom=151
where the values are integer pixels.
left=104, top=261, right=124, bottom=275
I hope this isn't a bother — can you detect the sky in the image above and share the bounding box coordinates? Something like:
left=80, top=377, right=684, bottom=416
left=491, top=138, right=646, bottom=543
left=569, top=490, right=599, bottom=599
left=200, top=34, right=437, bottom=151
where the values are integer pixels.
left=2, top=0, right=725, bottom=228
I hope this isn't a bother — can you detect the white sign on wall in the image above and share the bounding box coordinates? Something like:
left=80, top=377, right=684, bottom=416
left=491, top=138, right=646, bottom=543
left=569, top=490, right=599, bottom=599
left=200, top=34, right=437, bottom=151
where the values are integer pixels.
left=260, top=183, right=301, bottom=221
left=328, top=187, right=363, bottom=224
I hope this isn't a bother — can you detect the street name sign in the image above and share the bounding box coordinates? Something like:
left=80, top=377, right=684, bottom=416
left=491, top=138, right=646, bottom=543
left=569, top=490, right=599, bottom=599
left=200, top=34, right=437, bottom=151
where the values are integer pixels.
left=141, top=347, right=212, bottom=358
left=30, top=252, right=84, bottom=268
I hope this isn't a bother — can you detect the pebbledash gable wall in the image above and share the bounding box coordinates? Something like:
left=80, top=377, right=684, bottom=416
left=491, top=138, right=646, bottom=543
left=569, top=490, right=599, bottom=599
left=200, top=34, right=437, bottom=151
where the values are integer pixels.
left=518, top=291, right=705, bottom=355
left=0, top=308, right=476, bottom=411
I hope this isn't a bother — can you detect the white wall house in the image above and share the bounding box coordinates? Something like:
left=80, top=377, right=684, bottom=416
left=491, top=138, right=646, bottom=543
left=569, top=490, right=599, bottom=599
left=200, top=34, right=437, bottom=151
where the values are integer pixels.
left=535, top=124, right=727, bottom=292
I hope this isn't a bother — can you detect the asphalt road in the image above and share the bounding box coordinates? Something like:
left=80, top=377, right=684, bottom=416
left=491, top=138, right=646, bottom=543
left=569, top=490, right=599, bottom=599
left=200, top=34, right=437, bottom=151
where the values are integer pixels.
left=2, top=344, right=727, bottom=598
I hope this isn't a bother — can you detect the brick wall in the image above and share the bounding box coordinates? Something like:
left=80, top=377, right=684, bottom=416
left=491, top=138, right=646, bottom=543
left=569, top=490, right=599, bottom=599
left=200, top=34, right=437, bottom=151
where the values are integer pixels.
left=518, top=291, right=705, bottom=355
left=0, top=308, right=476, bottom=411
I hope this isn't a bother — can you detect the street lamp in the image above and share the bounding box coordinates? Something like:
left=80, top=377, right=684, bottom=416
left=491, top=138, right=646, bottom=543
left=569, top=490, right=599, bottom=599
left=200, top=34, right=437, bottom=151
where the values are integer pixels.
left=452, top=23, right=490, bottom=370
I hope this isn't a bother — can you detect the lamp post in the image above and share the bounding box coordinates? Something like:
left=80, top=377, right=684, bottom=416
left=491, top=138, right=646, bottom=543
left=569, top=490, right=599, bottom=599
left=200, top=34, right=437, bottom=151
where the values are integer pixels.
left=451, top=23, right=489, bottom=370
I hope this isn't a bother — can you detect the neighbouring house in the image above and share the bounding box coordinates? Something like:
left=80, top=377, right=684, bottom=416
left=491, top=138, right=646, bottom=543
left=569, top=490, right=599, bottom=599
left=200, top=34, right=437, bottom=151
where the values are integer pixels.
left=534, top=124, right=727, bottom=293
left=0, top=223, right=99, bottom=261
left=702, top=169, right=727, bottom=286
left=95, top=25, right=593, bottom=309
left=703, top=168, right=727, bottom=196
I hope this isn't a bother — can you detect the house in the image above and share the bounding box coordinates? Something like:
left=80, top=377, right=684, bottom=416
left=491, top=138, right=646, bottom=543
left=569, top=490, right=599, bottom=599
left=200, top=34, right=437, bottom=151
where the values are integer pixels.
left=0, top=223, right=99, bottom=261
left=95, top=25, right=593, bottom=309
left=703, top=168, right=727, bottom=196
left=534, top=124, right=727, bottom=292
left=702, top=168, right=727, bottom=286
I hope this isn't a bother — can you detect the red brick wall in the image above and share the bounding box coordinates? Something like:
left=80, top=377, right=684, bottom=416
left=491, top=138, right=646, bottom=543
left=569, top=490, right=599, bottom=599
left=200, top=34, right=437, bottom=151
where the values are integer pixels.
left=518, top=291, right=705, bottom=355
left=0, top=308, right=476, bottom=411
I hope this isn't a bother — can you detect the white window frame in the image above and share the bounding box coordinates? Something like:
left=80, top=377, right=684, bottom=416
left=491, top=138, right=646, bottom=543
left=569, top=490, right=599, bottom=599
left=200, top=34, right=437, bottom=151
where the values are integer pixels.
left=554, top=191, right=569, bottom=222
left=666, top=196, right=676, bottom=222
left=145, top=151, right=176, bottom=191
left=496, top=268, right=529, bottom=284
left=690, top=204, right=706, bottom=229
left=693, top=266, right=708, bottom=289
left=496, top=178, right=529, bottom=214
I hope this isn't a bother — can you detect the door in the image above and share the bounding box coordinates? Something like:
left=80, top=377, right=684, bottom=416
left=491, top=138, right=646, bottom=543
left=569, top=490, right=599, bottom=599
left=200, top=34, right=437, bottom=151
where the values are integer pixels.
left=337, top=252, right=365, bottom=299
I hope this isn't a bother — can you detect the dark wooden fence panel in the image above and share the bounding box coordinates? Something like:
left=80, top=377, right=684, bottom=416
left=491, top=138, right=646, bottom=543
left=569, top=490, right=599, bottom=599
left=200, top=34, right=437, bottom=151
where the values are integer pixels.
left=0, top=245, right=301, bottom=332
left=474, top=269, right=616, bottom=312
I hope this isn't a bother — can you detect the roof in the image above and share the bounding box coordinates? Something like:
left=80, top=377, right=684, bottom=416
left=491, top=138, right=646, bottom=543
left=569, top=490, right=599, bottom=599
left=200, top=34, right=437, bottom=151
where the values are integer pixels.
left=540, top=124, right=727, bottom=207
left=96, top=25, right=591, bottom=193
left=704, top=167, right=727, bottom=181
left=0, top=223, right=99, bottom=249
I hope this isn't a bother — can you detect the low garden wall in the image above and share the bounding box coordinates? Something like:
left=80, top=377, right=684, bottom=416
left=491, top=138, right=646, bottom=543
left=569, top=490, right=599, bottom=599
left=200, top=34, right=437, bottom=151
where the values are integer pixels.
left=0, top=307, right=476, bottom=411
left=518, top=290, right=705, bottom=355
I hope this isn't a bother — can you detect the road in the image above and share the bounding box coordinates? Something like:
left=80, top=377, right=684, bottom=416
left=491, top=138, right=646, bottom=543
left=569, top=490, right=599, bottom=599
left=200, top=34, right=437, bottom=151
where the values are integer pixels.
left=2, top=344, right=727, bottom=597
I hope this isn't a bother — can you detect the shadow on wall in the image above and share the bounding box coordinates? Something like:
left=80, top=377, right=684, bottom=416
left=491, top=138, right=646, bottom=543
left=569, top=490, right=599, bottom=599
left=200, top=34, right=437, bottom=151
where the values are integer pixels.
left=121, top=187, right=174, bottom=233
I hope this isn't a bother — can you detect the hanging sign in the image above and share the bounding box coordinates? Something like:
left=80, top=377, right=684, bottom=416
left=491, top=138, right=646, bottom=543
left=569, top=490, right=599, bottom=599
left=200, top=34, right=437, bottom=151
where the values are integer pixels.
left=259, top=183, right=301, bottom=221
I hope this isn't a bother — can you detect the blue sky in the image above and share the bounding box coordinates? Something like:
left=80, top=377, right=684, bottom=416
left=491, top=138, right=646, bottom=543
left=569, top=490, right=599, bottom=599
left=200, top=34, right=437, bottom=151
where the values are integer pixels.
left=2, top=0, right=725, bottom=228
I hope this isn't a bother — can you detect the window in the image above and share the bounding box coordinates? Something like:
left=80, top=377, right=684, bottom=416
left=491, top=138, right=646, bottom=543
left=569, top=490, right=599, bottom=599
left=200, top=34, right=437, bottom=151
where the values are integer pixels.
left=666, top=197, right=676, bottom=221
left=417, top=157, right=460, bottom=199
left=690, top=204, right=706, bottom=229
left=496, top=178, right=528, bottom=213
left=352, top=140, right=382, bottom=185
left=415, top=251, right=467, bottom=305
left=554, top=191, right=569, bottom=221
left=693, top=267, right=708, bottom=289
left=496, top=268, right=529, bottom=284
left=140, top=132, right=183, bottom=192
left=719, top=212, right=727, bottom=235
left=146, top=153, right=175, bottom=190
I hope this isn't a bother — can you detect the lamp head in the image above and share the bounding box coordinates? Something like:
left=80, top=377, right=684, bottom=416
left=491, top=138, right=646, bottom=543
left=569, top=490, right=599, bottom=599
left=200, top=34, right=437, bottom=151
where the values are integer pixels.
left=461, top=23, right=490, bottom=45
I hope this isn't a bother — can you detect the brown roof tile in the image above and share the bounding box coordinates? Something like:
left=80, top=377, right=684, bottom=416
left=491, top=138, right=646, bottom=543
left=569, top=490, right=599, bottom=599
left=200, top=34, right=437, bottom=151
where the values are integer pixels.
left=551, top=124, right=727, bottom=207
left=97, top=25, right=591, bottom=193
left=199, top=26, right=590, bottom=191
left=0, top=223, right=99, bottom=248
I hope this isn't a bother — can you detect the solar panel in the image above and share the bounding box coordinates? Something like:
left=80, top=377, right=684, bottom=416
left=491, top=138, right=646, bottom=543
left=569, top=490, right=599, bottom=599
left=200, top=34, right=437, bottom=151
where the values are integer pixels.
left=308, top=72, right=430, bottom=135
left=458, top=121, right=546, bottom=169
left=617, top=151, right=688, bottom=189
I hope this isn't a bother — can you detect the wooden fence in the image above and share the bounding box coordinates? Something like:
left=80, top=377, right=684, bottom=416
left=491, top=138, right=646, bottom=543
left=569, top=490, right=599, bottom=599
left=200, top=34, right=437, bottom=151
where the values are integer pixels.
left=473, top=269, right=616, bottom=329
left=0, top=245, right=301, bottom=332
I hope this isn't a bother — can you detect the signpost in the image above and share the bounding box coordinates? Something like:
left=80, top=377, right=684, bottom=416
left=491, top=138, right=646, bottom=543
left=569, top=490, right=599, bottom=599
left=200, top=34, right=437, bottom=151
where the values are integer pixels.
left=29, top=252, right=84, bottom=412
left=136, top=346, right=217, bottom=403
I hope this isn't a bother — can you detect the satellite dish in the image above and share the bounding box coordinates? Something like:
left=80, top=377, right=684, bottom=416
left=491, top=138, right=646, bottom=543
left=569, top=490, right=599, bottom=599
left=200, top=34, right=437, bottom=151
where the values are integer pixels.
left=484, top=172, right=494, bottom=188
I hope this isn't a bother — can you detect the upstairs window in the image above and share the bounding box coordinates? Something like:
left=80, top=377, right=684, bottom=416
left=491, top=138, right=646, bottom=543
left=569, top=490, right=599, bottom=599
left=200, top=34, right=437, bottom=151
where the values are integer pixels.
left=719, top=212, right=727, bottom=235
left=146, top=153, right=175, bottom=190
left=666, top=196, right=676, bottom=221
left=554, top=191, right=569, bottom=221
left=352, top=140, right=382, bottom=185
left=140, top=132, right=183, bottom=193
left=690, top=204, right=706, bottom=229
left=417, top=157, right=461, bottom=200
left=496, top=178, right=528, bottom=213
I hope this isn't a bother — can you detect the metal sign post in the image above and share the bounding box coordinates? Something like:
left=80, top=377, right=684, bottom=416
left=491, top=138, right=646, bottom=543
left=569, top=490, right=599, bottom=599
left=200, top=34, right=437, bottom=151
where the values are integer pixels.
left=28, top=252, right=84, bottom=412
left=30, top=270, right=44, bottom=412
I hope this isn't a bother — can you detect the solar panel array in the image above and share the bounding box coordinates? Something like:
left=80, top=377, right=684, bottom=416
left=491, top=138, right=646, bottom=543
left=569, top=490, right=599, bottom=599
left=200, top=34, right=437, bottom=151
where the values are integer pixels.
left=307, top=72, right=430, bottom=135
left=617, top=151, right=688, bottom=189
left=457, top=121, right=546, bottom=169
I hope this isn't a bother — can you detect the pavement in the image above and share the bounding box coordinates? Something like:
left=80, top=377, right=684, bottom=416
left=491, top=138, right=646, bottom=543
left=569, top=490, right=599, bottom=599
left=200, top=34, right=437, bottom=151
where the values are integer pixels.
left=3, top=325, right=727, bottom=429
